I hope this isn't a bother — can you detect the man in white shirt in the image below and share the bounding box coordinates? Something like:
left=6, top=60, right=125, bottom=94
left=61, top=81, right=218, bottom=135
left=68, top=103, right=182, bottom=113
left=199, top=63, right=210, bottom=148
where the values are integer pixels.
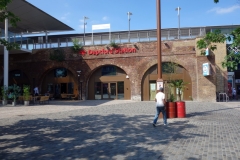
left=153, top=87, right=167, bottom=127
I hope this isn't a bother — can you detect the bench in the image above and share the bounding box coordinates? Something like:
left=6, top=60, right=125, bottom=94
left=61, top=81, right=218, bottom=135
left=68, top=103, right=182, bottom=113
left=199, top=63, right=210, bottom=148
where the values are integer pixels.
left=61, top=94, right=68, bottom=99
left=39, top=96, right=49, bottom=104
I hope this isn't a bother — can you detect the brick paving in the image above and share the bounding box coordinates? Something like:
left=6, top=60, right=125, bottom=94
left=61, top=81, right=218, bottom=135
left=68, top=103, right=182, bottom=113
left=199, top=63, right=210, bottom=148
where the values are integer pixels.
left=0, top=100, right=240, bottom=160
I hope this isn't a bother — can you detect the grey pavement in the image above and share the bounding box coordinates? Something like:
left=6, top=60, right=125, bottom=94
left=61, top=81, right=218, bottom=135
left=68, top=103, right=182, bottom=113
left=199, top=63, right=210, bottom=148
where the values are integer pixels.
left=0, top=100, right=240, bottom=160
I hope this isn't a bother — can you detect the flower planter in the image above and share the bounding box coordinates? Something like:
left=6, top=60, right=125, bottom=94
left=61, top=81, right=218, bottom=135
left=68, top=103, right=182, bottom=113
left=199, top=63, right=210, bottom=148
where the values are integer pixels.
left=2, top=100, right=7, bottom=105
left=176, top=101, right=186, bottom=118
left=167, top=102, right=176, bottom=118
left=12, top=101, right=17, bottom=106
left=24, top=101, right=30, bottom=106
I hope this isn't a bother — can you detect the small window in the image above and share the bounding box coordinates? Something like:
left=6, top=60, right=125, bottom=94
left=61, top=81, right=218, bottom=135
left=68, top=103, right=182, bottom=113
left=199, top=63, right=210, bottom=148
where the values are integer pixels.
left=102, top=66, right=116, bottom=76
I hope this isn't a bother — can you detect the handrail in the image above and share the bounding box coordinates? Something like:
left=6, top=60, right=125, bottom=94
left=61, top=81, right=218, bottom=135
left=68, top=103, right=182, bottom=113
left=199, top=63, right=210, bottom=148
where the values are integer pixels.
left=3, top=27, right=207, bottom=50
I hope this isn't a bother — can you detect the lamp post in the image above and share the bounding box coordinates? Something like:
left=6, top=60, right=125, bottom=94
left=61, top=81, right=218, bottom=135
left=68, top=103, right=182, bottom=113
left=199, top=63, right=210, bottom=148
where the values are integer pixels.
left=127, top=12, right=132, bottom=43
left=77, top=71, right=81, bottom=100
left=83, top=16, right=89, bottom=45
left=156, top=0, right=163, bottom=89
left=175, top=7, right=181, bottom=39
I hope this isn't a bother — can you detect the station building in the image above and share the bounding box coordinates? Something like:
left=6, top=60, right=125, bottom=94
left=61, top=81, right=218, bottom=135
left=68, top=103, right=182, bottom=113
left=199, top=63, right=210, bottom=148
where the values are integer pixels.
left=0, top=0, right=239, bottom=102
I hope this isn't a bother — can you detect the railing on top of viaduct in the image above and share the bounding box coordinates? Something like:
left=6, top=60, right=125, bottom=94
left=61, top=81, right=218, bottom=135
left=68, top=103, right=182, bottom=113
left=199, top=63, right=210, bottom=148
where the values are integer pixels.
left=7, top=27, right=206, bottom=50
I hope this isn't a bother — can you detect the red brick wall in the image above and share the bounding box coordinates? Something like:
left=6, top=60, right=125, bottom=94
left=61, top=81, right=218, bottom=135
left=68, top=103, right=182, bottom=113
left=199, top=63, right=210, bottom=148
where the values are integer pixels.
left=0, top=39, right=226, bottom=101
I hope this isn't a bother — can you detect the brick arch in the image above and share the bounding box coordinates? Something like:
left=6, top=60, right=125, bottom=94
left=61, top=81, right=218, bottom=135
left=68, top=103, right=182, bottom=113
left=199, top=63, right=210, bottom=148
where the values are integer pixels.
left=38, top=63, right=77, bottom=87
left=86, top=63, right=130, bottom=100
left=85, top=61, right=129, bottom=84
left=140, top=59, right=194, bottom=101
left=1, top=69, right=31, bottom=87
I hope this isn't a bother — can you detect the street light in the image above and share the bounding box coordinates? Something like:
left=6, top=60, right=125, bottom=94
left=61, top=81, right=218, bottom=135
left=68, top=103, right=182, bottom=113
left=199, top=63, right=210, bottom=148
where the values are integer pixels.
left=77, top=70, right=82, bottom=100
left=156, top=0, right=163, bottom=89
left=175, top=7, right=181, bottom=39
left=83, top=16, right=89, bottom=45
left=127, top=12, right=132, bottom=43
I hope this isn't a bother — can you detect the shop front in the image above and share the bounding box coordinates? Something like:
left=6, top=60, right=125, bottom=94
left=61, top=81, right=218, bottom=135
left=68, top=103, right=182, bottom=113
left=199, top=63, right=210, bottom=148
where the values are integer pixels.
left=88, top=65, right=131, bottom=100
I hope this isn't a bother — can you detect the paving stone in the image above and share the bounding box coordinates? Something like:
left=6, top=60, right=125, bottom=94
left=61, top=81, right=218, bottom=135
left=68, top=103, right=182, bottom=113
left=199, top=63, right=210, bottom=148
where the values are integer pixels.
left=0, top=101, right=240, bottom=159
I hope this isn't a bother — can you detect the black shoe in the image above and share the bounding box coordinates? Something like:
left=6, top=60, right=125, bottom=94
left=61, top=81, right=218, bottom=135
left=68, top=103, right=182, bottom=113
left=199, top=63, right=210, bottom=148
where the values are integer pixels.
left=152, top=123, right=156, bottom=127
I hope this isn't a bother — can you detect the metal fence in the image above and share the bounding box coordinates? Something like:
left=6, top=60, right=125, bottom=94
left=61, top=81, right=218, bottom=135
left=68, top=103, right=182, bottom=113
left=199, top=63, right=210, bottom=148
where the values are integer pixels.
left=6, top=27, right=207, bottom=50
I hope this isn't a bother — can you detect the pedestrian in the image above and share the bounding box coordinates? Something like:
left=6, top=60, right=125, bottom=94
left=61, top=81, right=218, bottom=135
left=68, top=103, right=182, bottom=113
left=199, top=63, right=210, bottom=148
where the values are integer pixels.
left=34, top=86, right=39, bottom=96
left=153, top=87, right=167, bottom=127
left=232, top=88, right=236, bottom=100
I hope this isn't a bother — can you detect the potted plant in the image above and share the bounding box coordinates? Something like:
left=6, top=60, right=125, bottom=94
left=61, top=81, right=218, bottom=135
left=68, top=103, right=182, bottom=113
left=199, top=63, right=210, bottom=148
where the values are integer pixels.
left=8, top=84, right=21, bottom=106
left=1, top=85, right=8, bottom=105
left=23, top=85, right=31, bottom=106
left=166, top=93, right=176, bottom=118
left=71, top=38, right=83, bottom=52
left=109, top=40, right=118, bottom=48
left=169, top=79, right=189, bottom=118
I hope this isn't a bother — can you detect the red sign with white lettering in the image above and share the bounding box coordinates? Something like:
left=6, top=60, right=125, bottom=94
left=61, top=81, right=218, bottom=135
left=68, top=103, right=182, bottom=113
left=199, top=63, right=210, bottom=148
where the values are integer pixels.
left=79, top=48, right=136, bottom=56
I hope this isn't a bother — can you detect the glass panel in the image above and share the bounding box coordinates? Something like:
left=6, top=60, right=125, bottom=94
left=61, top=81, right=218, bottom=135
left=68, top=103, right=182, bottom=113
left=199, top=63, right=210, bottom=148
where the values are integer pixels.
left=117, top=82, right=124, bottom=100
left=102, top=83, right=109, bottom=99
left=47, top=84, right=54, bottom=93
left=68, top=82, right=73, bottom=94
left=95, top=82, right=101, bottom=100
left=150, top=82, right=156, bottom=101
left=110, top=83, right=116, bottom=99
left=102, top=66, right=116, bottom=76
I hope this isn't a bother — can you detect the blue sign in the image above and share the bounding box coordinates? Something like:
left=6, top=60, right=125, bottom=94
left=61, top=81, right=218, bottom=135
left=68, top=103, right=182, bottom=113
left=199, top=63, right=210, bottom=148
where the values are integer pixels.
left=205, top=48, right=209, bottom=56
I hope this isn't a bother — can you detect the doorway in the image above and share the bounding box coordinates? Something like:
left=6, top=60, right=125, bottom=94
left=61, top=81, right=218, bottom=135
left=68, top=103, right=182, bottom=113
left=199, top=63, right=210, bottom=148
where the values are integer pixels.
left=102, top=82, right=117, bottom=99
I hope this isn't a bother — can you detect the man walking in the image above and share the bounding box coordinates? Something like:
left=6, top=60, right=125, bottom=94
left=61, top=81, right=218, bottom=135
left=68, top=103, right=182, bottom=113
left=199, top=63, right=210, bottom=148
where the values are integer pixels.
left=153, top=87, right=167, bottom=127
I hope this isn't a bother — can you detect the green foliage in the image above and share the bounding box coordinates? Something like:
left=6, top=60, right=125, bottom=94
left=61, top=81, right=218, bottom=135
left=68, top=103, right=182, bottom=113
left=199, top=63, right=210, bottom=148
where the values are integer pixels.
left=49, top=48, right=65, bottom=62
left=71, top=38, right=83, bottom=52
left=214, top=0, right=219, bottom=3
left=169, top=79, right=189, bottom=101
left=23, top=85, right=30, bottom=101
left=221, top=27, right=240, bottom=71
left=8, top=84, right=21, bottom=101
left=109, top=40, right=118, bottom=48
left=197, top=29, right=226, bottom=55
left=0, top=39, right=20, bottom=50
left=197, top=27, right=240, bottom=71
left=0, top=0, right=21, bottom=27
left=1, top=85, right=8, bottom=100
left=168, top=93, right=175, bottom=102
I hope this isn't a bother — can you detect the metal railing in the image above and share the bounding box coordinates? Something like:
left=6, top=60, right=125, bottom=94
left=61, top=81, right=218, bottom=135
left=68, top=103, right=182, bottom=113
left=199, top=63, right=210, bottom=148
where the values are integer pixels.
left=4, top=27, right=207, bottom=50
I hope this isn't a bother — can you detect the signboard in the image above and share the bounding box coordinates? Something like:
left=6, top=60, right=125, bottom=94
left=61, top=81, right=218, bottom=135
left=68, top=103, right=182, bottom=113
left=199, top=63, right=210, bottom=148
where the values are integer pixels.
left=205, top=48, right=209, bottom=56
left=203, top=63, right=210, bottom=76
left=92, top=24, right=110, bottom=30
left=157, top=81, right=163, bottom=90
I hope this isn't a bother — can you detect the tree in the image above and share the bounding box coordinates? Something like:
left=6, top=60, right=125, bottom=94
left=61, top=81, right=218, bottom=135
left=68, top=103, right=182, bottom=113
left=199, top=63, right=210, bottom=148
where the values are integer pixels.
left=0, top=0, right=20, bottom=50
left=196, top=27, right=240, bottom=71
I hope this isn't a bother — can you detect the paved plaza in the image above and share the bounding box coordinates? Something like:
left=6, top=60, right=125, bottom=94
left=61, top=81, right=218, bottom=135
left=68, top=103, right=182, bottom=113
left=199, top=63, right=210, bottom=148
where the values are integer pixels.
left=0, top=100, right=240, bottom=160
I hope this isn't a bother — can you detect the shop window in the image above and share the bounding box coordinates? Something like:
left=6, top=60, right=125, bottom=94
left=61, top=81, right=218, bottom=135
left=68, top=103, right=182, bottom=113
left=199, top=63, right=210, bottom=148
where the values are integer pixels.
left=95, top=82, right=101, bottom=99
left=68, top=82, right=74, bottom=94
left=54, top=68, right=67, bottom=77
left=117, top=82, right=124, bottom=100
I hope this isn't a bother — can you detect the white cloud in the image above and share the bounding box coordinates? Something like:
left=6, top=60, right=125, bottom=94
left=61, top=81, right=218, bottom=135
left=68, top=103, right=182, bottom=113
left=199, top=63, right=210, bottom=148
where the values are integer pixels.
left=102, top=16, right=109, bottom=21
left=208, top=5, right=240, bottom=14
left=61, top=12, right=71, bottom=21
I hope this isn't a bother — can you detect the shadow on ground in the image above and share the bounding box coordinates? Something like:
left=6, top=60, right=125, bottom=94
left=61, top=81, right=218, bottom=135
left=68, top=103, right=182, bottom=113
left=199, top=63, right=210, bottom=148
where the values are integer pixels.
left=0, top=114, right=202, bottom=160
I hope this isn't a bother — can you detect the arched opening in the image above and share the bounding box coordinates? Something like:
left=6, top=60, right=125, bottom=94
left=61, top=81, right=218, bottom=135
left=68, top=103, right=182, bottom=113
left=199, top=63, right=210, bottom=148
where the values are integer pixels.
left=0, top=70, right=30, bottom=94
left=41, top=67, right=78, bottom=99
left=142, top=63, right=192, bottom=101
left=88, top=65, right=130, bottom=100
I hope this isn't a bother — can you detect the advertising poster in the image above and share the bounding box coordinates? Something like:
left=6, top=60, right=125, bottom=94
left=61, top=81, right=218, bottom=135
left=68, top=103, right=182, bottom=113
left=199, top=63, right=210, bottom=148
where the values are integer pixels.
left=157, top=81, right=163, bottom=90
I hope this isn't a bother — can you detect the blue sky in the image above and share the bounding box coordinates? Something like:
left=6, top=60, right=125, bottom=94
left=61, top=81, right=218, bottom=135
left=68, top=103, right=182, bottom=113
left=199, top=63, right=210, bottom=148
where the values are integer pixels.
left=26, top=0, right=240, bottom=34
